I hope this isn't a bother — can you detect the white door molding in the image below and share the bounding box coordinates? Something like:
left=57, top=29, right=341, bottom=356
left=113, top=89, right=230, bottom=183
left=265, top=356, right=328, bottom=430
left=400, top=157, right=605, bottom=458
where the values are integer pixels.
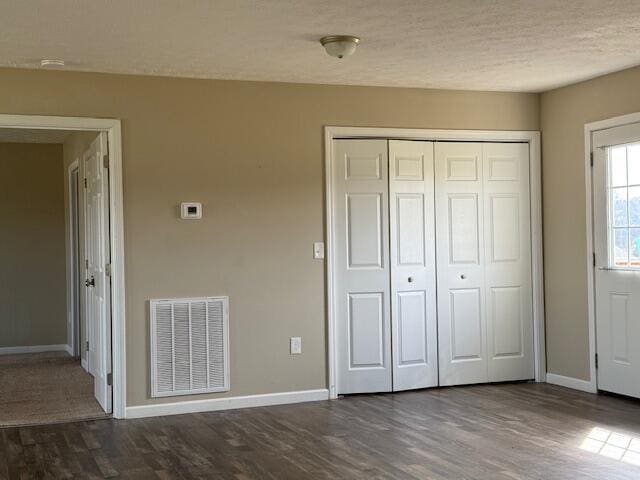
left=0, top=114, right=126, bottom=419
left=325, top=126, right=545, bottom=399
left=584, top=111, right=640, bottom=395
left=67, top=160, right=80, bottom=357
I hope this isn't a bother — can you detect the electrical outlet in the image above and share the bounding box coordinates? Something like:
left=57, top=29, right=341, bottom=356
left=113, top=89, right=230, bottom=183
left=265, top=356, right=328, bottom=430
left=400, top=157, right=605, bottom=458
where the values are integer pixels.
left=290, top=337, right=302, bottom=355
left=313, top=242, right=325, bottom=259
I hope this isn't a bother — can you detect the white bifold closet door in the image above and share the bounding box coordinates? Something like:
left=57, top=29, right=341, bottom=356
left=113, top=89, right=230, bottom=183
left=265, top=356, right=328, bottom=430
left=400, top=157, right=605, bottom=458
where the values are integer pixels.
left=334, top=139, right=393, bottom=394
left=333, top=139, right=534, bottom=395
left=435, top=142, right=534, bottom=386
left=333, top=139, right=438, bottom=394
left=388, top=140, right=438, bottom=391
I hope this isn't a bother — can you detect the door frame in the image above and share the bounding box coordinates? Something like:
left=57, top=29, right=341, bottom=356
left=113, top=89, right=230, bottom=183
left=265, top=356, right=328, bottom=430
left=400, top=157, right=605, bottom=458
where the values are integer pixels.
left=67, top=160, right=81, bottom=358
left=584, top=111, right=640, bottom=394
left=0, top=114, right=126, bottom=419
left=324, top=126, right=545, bottom=399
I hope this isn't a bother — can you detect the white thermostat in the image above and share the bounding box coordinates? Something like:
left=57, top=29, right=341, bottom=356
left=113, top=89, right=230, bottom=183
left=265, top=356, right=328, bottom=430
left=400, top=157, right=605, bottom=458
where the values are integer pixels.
left=180, top=202, right=202, bottom=219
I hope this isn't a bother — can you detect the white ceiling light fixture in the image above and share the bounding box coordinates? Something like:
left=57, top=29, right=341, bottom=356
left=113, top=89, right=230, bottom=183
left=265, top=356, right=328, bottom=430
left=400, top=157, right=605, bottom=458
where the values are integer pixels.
left=320, top=35, right=360, bottom=59
left=40, top=59, right=65, bottom=68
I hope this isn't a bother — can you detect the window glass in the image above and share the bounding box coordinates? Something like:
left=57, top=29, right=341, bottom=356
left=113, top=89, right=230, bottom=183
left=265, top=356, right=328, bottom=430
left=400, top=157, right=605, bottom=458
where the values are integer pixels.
left=629, top=144, right=640, bottom=185
left=613, top=187, right=628, bottom=227
left=611, top=146, right=627, bottom=187
left=614, top=229, right=629, bottom=267
left=631, top=228, right=640, bottom=267
left=608, top=145, right=640, bottom=269
left=630, top=186, right=640, bottom=227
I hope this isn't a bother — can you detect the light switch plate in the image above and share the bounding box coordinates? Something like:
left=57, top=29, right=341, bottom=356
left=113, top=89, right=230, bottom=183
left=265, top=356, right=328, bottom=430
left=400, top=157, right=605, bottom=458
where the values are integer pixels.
left=290, top=337, right=302, bottom=355
left=313, top=242, right=325, bottom=259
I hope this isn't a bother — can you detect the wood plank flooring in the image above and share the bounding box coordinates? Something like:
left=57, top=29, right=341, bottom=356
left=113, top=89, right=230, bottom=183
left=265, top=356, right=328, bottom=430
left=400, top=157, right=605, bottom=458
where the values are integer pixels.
left=2, top=383, right=640, bottom=479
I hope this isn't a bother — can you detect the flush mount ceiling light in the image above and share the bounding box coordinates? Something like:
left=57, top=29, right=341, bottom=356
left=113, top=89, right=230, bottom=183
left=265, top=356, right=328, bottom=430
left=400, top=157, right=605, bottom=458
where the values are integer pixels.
left=320, top=35, right=360, bottom=59
left=40, top=59, right=65, bottom=68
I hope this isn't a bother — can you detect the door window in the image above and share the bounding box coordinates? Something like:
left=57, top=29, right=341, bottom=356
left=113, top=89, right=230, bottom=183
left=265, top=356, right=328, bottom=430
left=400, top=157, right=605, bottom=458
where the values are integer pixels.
left=608, top=144, right=640, bottom=268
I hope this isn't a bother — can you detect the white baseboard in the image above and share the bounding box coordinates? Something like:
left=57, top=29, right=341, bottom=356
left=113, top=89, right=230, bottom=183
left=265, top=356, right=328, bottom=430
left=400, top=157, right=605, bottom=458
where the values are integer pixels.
left=65, top=344, right=74, bottom=356
left=81, top=357, right=88, bottom=372
left=546, top=373, right=597, bottom=393
left=125, top=388, right=330, bottom=419
left=0, top=344, right=68, bottom=355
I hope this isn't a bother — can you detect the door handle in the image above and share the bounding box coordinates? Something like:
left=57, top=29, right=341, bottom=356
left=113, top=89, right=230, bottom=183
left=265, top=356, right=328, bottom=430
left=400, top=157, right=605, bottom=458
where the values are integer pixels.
left=85, top=276, right=95, bottom=287
left=460, top=274, right=467, bottom=279
left=407, top=276, right=414, bottom=283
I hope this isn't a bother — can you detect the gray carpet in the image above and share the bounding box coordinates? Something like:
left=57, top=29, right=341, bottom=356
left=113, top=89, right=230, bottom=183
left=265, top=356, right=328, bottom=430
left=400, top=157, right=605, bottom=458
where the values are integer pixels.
left=0, top=351, right=109, bottom=427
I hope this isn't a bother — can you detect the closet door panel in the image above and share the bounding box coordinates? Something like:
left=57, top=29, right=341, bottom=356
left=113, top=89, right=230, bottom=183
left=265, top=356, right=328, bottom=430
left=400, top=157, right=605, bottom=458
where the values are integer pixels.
left=389, top=140, right=438, bottom=391
left=334, top=140, right=392, bottom=394
left=450, top=288, right=483, bottom=360
left=436, top=142, right=488, bottom=386
left=448, top=194, right=480, bottom=264
left=483, top=143, right=534, bottom=382
left=436, top=141, right=534, bottom=387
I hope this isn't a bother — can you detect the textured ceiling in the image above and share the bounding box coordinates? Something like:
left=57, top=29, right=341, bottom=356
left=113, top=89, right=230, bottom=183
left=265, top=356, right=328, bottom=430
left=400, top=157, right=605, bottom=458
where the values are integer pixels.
left=0, top=128, right=74, bottom=144
left=1, top=0, right=640, bottom=92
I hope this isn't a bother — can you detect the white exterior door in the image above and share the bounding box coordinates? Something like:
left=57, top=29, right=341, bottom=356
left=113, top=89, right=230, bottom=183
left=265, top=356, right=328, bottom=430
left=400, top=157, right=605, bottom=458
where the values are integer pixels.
left=84, top=133, right=112, bottom=413
left=593, top=124, right=640, bottom=398
left=388, top=140, right=438, bottom=390
left=435, top=142, right=533, bottom=386
left=334, top=139, right=392, bottom=394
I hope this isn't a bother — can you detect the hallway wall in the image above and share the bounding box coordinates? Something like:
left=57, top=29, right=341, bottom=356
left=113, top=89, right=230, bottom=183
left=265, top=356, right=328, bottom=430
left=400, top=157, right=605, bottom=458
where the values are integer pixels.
left=0, top=142, right=67, bottom=350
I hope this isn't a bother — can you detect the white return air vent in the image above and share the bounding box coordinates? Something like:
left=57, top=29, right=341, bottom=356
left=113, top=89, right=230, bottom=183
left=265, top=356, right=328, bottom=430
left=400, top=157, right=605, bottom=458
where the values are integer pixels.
left=150, top=297, right=229, bottom=398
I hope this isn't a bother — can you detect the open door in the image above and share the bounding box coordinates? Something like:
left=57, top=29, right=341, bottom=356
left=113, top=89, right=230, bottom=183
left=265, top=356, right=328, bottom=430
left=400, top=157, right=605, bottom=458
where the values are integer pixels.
left=83, top=133, right=112, bottom=413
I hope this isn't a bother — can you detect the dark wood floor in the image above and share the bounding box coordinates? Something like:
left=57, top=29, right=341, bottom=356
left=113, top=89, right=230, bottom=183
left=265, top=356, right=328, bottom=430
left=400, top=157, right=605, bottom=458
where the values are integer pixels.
left=2, top=383, right=640, bottom=479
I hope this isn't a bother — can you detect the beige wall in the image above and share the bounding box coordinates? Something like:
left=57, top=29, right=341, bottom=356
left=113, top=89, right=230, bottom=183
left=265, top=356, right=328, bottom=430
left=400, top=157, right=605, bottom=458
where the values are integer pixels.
left=541, top=65, right=640, bottom=381
left=0, top=68, right=539, bottom=406
left=62, top=131, right=99, bottom=360
left=0, top=142, right=66, bottom=348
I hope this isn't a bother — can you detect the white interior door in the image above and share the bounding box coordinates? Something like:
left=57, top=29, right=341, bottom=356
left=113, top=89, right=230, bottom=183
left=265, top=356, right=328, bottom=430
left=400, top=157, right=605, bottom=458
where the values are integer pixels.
left=483, top=143, right=533, bottom=382
left=84, top=133, right=112, bottom=413
left=334, top=139, right=392, bottom=394
left=435, top=142, right=488, bottom=385
left=435, top=142, right=533, bottom=386
left=593, top=123, right=640, bottom=398
left=388, top=140, right=438, bottom=390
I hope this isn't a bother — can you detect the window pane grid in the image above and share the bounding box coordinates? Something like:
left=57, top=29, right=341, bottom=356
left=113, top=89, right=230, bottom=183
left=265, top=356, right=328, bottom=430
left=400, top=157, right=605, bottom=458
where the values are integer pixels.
left=608, top=145, right=640, bottom=269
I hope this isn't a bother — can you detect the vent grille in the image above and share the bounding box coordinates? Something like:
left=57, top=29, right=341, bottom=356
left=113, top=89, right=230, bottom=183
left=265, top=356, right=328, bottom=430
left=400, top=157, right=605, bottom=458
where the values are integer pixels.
left=150, top=297, right=229, bottom=398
